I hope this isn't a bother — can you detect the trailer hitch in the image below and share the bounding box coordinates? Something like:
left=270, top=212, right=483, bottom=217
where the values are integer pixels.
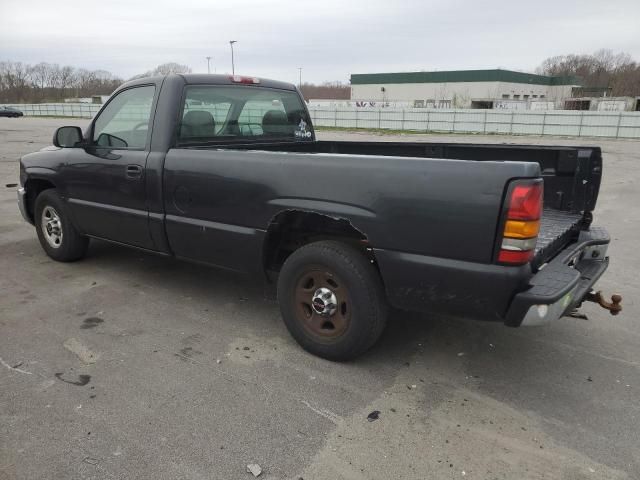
left=584, top=290, right=623, bottom=315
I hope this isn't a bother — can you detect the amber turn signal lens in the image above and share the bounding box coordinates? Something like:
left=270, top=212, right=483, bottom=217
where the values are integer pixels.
left=503, top=219, right=540, bottom=239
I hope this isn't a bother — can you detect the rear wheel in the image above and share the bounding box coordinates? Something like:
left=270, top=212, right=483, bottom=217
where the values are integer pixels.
left=34, top=189, right=88, bottom=262
left=277, top=240, right=388, bottom=361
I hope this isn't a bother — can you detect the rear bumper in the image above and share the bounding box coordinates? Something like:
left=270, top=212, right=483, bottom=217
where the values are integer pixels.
left=17, top=187, right=33, bottom=225
left=505, top=226, right=610, bottom=326
left=374, top=226, right=610, bottom=325
left=374, top=249, right=531, bottom=321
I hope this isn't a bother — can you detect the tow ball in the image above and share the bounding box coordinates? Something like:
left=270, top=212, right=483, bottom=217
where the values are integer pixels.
left=585, top=290, right=623, bottom=315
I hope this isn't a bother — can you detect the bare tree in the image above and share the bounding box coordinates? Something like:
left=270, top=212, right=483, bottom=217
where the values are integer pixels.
left=0, top=61, right=32, bottom=102
left=129, top=62, right=192, bottom=80
left=153, top=62, right=191, bottom=75
left=300, top=81, right=350, bottom=100
left=537, top=50, right=640, bottom=96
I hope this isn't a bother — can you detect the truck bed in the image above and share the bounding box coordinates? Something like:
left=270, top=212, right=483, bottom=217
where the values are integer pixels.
left=210, top=139, right=602, bottom=268
left=534, top=209, right=583, bottom=268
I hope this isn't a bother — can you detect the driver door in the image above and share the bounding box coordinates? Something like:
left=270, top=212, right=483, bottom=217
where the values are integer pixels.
left=62, top=85, right=157, bottom=249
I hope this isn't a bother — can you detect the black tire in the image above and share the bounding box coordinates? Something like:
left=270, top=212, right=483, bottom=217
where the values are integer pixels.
left=277, top=240, right=388, bottom=361
left=34, top=189, right=89, bottom=262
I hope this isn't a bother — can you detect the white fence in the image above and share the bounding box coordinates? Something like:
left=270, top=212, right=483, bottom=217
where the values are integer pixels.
left=308, top=107, right=640, bottom=139
left=3, top=103, right=640, bottom=139
left=2, top=103, right=101, bottom=117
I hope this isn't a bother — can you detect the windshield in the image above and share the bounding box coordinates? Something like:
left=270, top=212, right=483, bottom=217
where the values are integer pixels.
left=177, top=85, right=312, bottom=145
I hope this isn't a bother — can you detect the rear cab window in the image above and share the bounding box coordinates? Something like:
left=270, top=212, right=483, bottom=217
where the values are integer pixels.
left=177, top=85, right=312, bottom=146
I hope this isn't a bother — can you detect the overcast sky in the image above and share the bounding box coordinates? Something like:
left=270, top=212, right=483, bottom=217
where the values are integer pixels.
left=1, top=0, right=639, bottom=84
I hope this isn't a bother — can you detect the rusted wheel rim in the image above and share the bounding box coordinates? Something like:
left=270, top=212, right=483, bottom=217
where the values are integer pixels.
left=294, top=265, right=351, bottom=338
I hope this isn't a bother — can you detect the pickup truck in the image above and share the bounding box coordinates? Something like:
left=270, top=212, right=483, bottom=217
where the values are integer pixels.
left=17, top=73, right=620, bottom=360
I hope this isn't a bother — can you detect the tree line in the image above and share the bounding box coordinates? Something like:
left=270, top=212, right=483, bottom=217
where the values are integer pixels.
left=0, top=59, right=350, bottom=103
left=4, top=51, right=636, bottom=104
left=0, top=61, right=122, bottom=103
left=299, top=81, right=350, bottom=100
left=0, top=61, right=193, bottom=103
left=536, top=49, right=640, bottom=97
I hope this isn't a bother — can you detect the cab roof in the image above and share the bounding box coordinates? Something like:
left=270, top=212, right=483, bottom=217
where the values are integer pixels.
left=120, top=73, right=297, bottom=92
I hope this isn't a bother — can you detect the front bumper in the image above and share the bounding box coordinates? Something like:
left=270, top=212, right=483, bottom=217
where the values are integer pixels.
left=17, top=187, right=33, bottom=225
left=505, top=226, right=610, bottom=326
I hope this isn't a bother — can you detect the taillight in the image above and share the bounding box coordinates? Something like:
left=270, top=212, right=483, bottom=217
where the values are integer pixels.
left=498, top=180, right=543, bottom=265
left=229, top=75, right=260, bottom=84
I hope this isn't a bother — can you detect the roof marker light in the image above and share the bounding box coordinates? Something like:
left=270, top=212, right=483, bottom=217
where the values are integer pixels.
left=230, top=75, right=260, bottom=84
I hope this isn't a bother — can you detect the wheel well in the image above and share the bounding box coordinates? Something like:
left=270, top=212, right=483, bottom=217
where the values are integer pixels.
left=263, top=210, right=373, bottom=277
left=24, top=179, right=56, bottom=220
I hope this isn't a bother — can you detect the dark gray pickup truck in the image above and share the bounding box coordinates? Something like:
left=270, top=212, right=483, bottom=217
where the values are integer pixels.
left=17, top=74, right=620, bottom=360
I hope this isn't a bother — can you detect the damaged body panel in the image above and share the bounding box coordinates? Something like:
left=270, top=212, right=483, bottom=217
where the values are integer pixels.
left=17, top=73, right=617, bottom=350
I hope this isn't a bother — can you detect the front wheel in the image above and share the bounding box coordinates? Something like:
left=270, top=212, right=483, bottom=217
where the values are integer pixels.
left=277, top=240, right=388, bottom=361
left=34, top=189, right=89, bottom=262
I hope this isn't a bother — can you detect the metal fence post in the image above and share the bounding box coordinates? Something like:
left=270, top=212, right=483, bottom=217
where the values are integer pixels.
left=615, top=112, right=623, bottom=138
left=426, top=110, right=430, bottom=132
left=452, top=110, right=457, bottom=133
left=378, top=109, right=381, bottom=129
left=334, top=107, right=338, bottom=128
left=401, top=109, right=405, bottom=131
left=483, top=110, right=487, bottom=134
left=542, top=111, right=547, bottom=135
left=578, top=112, right=584, bottom=137
left=355, top=109, right=359, bottom=129
left=509, top=111, right=514, bottom=134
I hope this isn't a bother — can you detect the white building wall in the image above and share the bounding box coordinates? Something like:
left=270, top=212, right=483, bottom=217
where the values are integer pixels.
left=351, top=82, right=575, bottom=107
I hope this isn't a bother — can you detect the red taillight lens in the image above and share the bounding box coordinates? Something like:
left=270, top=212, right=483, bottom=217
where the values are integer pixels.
left=498, top=180, right=543, bottom=265
left=498, top=249, right=534, bottom=264
left=507, top=183, right=543, bottom=220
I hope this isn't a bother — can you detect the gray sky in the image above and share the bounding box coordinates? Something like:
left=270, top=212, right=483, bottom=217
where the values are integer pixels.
left=1, top=0, right=639, bottom=84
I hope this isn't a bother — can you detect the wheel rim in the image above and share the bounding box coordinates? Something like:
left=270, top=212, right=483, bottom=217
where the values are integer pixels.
left=294, top=265, right=351, bottom=338
left=41, top=206, right=63, bottom=249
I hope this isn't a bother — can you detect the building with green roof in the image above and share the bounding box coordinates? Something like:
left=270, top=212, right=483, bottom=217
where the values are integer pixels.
left=350, top=69, right=581, bottom=109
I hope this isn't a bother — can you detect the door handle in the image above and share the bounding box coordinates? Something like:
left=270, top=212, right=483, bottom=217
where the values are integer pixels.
left=126, top=165, right=143, bottom=178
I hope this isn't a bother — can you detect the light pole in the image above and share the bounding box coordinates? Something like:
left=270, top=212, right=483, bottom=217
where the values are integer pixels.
left=298, top=67, right=302, bottom=88
left=206, top=56, right=212, bottom=74
left=229, top=40, right=237, bottom=75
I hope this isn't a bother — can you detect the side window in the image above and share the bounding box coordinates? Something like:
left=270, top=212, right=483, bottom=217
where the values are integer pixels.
left=93, top=86, right=155, bottom=148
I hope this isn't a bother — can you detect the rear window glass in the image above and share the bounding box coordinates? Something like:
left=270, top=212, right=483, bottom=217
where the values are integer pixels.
left=177, top=86, right=312, bottom=145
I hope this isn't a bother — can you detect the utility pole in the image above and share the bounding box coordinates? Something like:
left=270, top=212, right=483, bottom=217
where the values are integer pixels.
left=229, top=41, right=237, bottom=75
left=206, top=56, right=212, bottom=74
left=298, top=67, right=302, bottom=88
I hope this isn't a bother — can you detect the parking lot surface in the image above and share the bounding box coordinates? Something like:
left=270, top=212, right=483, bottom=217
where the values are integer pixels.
left=1, top=117, right=639, bottom=479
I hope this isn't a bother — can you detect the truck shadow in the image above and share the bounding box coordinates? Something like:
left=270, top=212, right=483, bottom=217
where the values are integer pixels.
left=84, top=240, right=510, bottom=360
left=84, top=239, right=591, bottom=376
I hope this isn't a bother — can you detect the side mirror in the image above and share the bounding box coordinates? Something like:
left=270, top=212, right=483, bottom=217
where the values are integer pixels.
left=53, top=126, right=83, bottom=148
left=96, top=132, right=128, bottom=148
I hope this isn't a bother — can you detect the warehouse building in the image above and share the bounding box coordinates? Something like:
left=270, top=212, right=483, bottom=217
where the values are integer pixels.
left=350, top=69, right=580, bottom=109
